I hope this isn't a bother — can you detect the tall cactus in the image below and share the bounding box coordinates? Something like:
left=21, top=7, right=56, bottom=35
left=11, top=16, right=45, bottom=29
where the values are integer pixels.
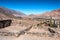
left=50, top=17, right=53, bottom=27
left=58, top=22, right=60, bottom=28
left=53, top=20, right=55, bottom=27
left=59, top=22, right=60, bottom=27
left=54, top=20, right=55, bottom=25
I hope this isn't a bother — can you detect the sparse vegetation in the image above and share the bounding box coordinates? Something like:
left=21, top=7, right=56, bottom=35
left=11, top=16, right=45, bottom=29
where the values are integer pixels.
left=47, top=17, right=57, bottom=28
left=50, top=17, right=53, bottom=27
left=36, top=23, right=42, bottom=29
left=58, top=22, right=60, bottom=28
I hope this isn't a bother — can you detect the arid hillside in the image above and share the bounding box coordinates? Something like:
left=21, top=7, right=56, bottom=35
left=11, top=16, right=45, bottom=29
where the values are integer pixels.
left=28, top=9, right=60, bottom=19
left=0, top=7, right=26, bottom=20
left=0, top=7, right=60, bottom=40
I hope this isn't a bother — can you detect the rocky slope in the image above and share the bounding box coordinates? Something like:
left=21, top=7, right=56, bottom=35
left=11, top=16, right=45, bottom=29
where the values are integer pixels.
left=0, top=6, right=26, bottom=20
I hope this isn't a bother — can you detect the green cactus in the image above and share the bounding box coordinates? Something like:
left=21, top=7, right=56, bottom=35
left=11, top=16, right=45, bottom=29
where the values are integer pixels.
left=59, top=22, right=60, bottom=28
left=50, top=17, right=53, bottom=27
left=54, top=20, right=55, bottom=25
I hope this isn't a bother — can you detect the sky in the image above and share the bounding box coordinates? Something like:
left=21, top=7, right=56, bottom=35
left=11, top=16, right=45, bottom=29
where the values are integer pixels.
left=0, top=0, right=60, bottom=15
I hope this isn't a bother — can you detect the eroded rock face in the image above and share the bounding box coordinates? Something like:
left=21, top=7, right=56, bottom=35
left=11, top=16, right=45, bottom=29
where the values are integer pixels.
left=0, top=20, right=12, bottom=29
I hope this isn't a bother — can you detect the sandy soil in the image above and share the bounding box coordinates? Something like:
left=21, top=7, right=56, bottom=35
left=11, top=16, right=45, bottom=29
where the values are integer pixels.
left=0, top=34, right=60, bottom=40
left=0, top=25, right=60, bottom=40
left=15, top=34, right=60, bottom=40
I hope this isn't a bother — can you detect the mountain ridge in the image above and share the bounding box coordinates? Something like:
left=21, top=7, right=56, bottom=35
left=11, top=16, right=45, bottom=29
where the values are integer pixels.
left=29, top=9, right=60, bottom=19
left=0, top=6, right=26, bottom=20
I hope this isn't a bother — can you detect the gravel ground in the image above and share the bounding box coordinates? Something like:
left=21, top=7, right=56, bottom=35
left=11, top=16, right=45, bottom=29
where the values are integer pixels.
left=15, top=34, right=60, bottom=40
left=0, top=33, right=60, bottom=40
left=0, top=26, right=60, bottom=40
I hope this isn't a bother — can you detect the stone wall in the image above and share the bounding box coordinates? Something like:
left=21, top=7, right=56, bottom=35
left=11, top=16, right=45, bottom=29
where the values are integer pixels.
left=0, top=20, right=12, bottom=29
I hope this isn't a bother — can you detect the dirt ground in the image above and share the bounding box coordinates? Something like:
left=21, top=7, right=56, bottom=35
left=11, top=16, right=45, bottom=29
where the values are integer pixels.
left=0, top=34, right=60, bottom=40
left=0, top=19, right=60, bottom=40
left=0, top=26, right=60, bottom=40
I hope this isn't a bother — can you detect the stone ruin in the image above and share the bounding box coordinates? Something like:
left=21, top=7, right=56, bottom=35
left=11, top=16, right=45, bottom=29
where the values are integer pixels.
left=0, top=20, right=12, bottom=29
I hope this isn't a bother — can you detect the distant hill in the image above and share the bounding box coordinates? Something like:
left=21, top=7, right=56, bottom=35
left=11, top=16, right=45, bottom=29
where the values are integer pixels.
left=29, top=9, right=60, bottom=19
left=0, top=6, right=26, bottom=20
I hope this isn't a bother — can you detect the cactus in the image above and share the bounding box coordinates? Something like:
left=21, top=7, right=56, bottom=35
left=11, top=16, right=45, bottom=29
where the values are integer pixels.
left=59, top=22, right=60, bottom=28
left=53, top=20, right=57, bottom=28
left=50, top=17, right=53, bottom=27
left=53, top=20, right=55, bottom=25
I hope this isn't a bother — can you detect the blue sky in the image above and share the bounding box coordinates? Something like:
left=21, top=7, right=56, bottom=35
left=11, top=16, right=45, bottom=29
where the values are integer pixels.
left=0, top=0, right=60, bottom=15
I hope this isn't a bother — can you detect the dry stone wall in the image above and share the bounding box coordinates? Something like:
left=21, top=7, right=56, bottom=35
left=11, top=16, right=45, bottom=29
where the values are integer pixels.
left=0, top=20, right=12, bottom=29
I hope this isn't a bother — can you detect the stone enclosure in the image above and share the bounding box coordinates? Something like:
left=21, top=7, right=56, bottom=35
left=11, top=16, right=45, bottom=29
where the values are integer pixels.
left=0, top=20, right=12, bottom=29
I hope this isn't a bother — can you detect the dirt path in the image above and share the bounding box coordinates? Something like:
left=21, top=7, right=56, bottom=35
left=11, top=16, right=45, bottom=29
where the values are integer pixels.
left=0, top=26, right=60, bottom=40
left=14, top=34, right=60, bottom=40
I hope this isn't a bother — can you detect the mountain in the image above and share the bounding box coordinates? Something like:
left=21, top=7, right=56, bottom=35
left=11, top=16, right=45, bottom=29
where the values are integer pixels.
left=29, top=9, right=60, bottom=19
left=0, top=6, right=26, bottom=20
